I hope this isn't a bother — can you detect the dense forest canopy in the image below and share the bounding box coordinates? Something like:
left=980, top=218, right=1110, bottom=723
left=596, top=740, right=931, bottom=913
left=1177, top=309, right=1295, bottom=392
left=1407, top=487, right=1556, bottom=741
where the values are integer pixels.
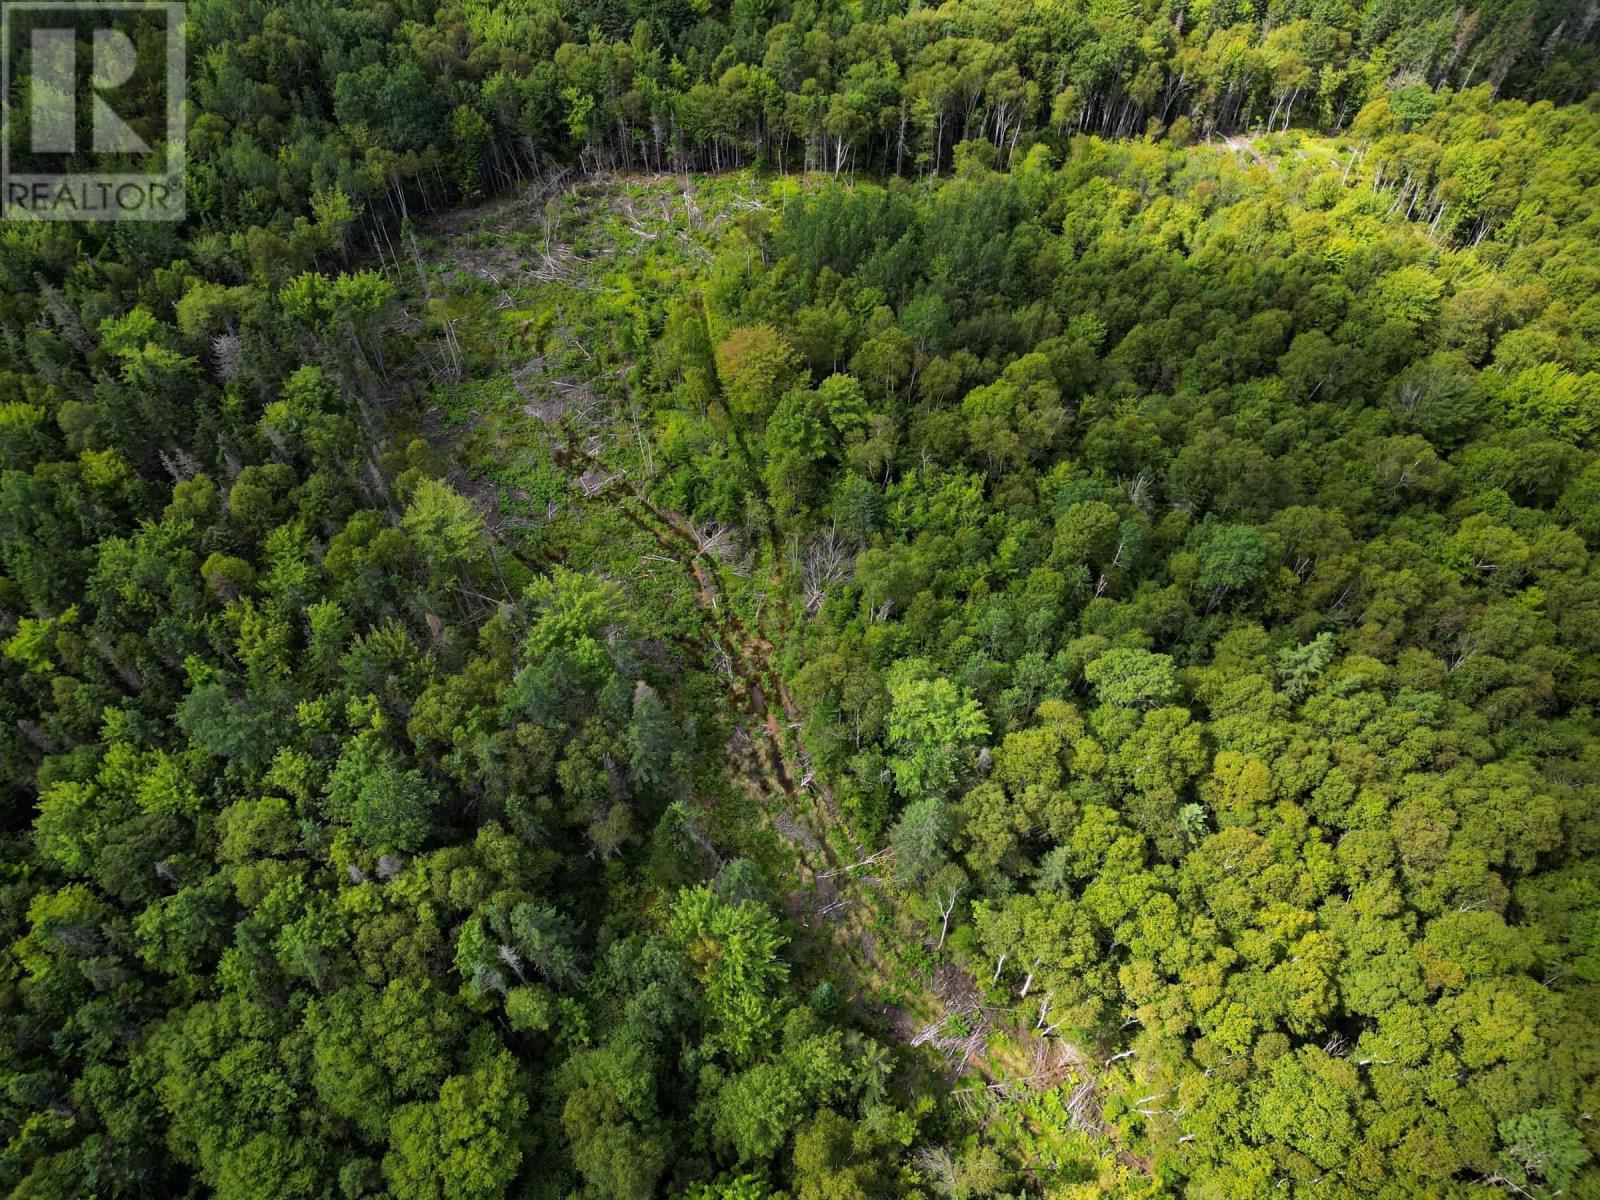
left=2, top=0, right=1599, bottom=1198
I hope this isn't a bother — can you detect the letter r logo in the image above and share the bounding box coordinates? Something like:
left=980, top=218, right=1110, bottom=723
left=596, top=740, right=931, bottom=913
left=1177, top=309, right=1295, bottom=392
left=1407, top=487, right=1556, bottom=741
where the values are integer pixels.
left=29, top=26, right=150, bottom=154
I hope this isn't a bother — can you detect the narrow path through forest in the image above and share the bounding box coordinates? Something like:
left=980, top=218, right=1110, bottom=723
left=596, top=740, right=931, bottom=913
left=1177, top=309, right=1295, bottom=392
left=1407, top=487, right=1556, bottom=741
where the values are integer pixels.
left=550, top=420, right=1012, bottom=1068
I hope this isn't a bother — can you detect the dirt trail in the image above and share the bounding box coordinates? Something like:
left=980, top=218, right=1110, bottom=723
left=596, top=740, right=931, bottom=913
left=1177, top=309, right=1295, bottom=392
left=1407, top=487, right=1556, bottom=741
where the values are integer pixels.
left=557, top=429, right=838, bottom=819
left=551, top=425, right=993, bottom=1056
